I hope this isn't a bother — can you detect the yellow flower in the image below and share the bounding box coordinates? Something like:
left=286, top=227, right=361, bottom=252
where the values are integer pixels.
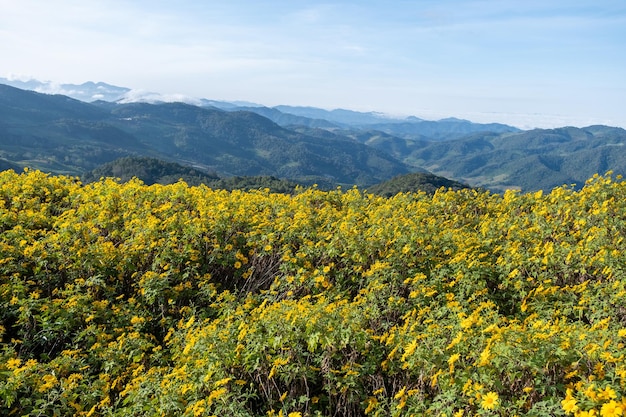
left=448, top=353, right=461, bottom=373
left=584, top=384, right=599, bottom=401
left=562, top=397, right=579, bottom=414
left=460, top=316, right=475, bottom=329
left=207, top=387, right=227, bottom=404
left=394, top=386, right=406, bottom=400
left=481, top=391, right=499, bottom=410
left=6, top=358, right=22, bottom=370
left=600, top=401, right=623, bottom=417
left=364, top=396, right=378, bottom=414
left=402, top=339, right=418, bottom=360
left=598, top=386, right=617, bottom=401
left=214, top=377, right=232, bottom=388
left=38, top=374, right=58, bottom=392
left=477, top=347, right=492, bottom=366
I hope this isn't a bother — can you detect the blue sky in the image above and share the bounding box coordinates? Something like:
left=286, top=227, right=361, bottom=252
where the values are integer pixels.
left=1, top=0, right=625, bottom=128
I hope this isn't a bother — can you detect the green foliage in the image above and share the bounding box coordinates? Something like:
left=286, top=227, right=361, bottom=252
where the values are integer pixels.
left=82, top=156, right=220, bottom=186
left=81, top=157, right=303, bottom=192
left=365, top=172, right=470, bottom=196
left=206, top=175, right=302, bottom=193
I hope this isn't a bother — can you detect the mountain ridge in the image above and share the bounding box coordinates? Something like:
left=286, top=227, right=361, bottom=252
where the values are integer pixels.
left=3, top=81, right=626, bottom=192
left=0, top=83, right=412, bottom=187
left=1, top=77, right=523, bottom=135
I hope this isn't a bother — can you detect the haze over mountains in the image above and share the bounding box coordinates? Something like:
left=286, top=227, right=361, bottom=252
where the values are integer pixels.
left=1, top=78, right=625, bottom=192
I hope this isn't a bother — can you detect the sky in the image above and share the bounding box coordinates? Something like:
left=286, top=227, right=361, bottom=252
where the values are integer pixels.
left=1, top=0, right=625, bottom=129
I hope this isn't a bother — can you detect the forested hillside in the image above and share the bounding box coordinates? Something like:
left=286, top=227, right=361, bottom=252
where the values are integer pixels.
left=81, top=156, right=220, bottom=186
left=367, top=126, right=626, bottom=192
left=0, top=84, right=410, bottom=187
left=365, top=172, right=470, bottom=196
left=3, top=82, right=626, bottom=193
left=2, top=169, right=626, bottom=416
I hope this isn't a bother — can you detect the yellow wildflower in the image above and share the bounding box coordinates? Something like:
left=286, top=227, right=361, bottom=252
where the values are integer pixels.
left=207, top=387, right=227, bottom=404
left=600, top=401, right=623, bottom=417
left=394, top=386, right=406, bottom=400
left=39, top=374, right=58, bottom=392
left=214, top=377, right=232, bottom=387
left=598, top=386, right=617, bottom=401
left=6, top=358, right=22, bottom=370
left=562, top=397, right=579, bottom=414
left=364, top=396, right=378, bottom=414
left=481, top=391, right=499, bottom=410
left=448, top=353, right=461, bottom=373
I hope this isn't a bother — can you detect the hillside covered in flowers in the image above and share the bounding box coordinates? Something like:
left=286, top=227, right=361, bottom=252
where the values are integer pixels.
left=1, top=169, right=626, bottom=416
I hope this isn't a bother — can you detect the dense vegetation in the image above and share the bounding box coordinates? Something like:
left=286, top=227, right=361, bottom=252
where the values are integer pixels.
left=366, top=172, right=470, bottom=196
left=2, top=169, right=626, bottom=416
left=81, top=157, right=469, bottom=195
left=82, top=156, right=220, bottom=186
left=203, top=175, right=303, bottom=194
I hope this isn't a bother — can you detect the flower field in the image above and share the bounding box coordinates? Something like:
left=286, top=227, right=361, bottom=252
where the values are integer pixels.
left=1, top=169, right=626, bottom=416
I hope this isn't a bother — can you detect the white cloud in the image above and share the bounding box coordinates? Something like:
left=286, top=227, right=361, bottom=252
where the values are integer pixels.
left=118, top=89, right=202, bottom=105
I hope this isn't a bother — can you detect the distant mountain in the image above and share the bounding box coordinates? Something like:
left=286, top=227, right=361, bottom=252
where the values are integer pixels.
left=270, top=105, right=516, bottom=133
left=4, top=80, right=626, bottom=192
left=251, top=106, right=519, bottom=142
left=366, top=172, right=471, bottom=196
left=361, top=119, right=520, bottom=141
left=407, top=126, right=626, bottom=192
left=200, top=99, right=264, bottom=109
left=273, top=105, right=402, bottom=126
left=0, top=77, right=130, bottom=102
left=0, top=83, right=410, bottom=186
left=104, top=102, right=411, bottom=185
left=0, top=82, right=107, bottom=122
left=296, top=128, right=432, bottom=168
left=2, top=77, right=521, bottom=142
left=231, top=106, right=339, bottom=129
left=0, top=84, right=149, bottom=174
left=0, top=77, right=208, bottom=105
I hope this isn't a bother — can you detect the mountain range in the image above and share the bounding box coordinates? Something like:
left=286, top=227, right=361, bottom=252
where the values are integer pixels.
left=2, top=79, right=626, bottom=192
left=0, top=83, right=411, bottom=187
